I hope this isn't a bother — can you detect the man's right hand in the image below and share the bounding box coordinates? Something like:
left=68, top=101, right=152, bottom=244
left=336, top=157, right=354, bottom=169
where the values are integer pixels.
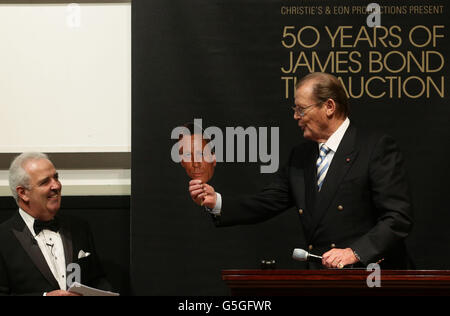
left=188, top=179, right=217, bottom=209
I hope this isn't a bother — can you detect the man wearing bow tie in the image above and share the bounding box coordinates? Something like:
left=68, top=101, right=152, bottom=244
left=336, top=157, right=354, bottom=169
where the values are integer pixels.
left=0, top=152, right=110, bottom=296
left=189, top=72, right=413, bottom=270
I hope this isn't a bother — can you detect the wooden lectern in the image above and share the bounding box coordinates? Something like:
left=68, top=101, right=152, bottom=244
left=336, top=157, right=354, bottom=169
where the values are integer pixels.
left=222, top=270, right=450, bottom=295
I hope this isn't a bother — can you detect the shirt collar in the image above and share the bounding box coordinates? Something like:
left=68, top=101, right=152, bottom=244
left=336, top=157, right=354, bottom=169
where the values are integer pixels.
left=318, top=117, right=350, bottom=153
left=19, top=208, right=37, bottom=236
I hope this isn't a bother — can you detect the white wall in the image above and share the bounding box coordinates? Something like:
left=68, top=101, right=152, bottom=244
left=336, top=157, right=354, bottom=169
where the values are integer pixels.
left=0, top=2, right=131, bottom=153
left=0, top=2, right=131, bottom=197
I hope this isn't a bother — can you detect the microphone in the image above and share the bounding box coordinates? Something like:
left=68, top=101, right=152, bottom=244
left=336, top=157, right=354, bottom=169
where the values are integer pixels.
left=292, top=248, right=322, bottom=262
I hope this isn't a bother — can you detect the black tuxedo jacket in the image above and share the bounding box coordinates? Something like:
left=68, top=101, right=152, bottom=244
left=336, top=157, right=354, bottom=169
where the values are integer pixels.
left=215, top=124, right=413, bottom=268
left=0, top=212, right=110, bottom=296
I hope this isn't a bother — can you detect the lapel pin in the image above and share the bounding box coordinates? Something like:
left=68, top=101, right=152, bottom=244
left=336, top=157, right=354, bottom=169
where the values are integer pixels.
left=345, top=157, right=351, bottom=163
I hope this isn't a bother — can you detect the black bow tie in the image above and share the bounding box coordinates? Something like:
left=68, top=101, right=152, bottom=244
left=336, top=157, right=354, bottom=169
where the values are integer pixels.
left=33, top=218, right=60, bottom=235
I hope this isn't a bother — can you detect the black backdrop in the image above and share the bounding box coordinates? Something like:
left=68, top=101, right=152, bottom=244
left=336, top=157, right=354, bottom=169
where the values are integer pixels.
left=131, top=0, right=450, bottom=295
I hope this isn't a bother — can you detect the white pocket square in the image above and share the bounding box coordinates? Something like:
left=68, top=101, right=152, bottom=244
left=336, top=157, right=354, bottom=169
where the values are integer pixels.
left=78, top=250, right=91, bottom=259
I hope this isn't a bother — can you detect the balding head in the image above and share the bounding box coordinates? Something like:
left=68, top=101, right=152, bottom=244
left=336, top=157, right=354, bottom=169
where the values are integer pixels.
left=296, top=72, right=349, bottom=119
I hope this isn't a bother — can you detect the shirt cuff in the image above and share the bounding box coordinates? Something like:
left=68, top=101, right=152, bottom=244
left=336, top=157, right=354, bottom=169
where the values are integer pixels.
left=205, top=192, right=222, bottom=216
left=352, top=249, right=362, bottom=262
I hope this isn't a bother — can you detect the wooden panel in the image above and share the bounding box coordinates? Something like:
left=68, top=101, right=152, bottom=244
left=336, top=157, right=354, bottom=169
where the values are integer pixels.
left=222, top=270, right=450, bottom=296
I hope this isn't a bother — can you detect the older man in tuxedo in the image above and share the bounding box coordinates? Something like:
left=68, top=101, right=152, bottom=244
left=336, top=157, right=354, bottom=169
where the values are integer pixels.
left=189, top=72, right=413, bottom=269
left=0, top=152, right=110, bottom=296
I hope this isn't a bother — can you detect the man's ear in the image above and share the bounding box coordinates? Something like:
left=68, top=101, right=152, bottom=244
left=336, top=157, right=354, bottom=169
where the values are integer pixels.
left=212, top=154, right=217, bottom=167
left=325, top=98, right=337, bottom=117
left=16, top=186, right=30, bottom=203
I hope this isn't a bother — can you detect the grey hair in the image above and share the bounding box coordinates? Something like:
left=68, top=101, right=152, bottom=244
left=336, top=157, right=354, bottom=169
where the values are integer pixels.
left=9, top=152, right=49, bottom=204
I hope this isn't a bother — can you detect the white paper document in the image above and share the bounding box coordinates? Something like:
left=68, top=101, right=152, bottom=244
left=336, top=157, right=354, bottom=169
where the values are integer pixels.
left=68, top=282, right=120, bottom=296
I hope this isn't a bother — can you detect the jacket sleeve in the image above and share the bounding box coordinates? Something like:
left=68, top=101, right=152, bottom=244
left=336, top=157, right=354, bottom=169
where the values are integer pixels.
left=214, top=157, right=295, bottom=227
left=0, top=249, right=9, bottom=296
left=350, top=134, right=413, bottom=265
left=0, top=247, right=46, bottom=296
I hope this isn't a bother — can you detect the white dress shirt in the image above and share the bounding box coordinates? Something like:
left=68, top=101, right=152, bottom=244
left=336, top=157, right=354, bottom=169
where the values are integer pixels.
left=19, top=209, right=67, bottom=291
left=316, top=117, right=350, bottom=180
left=208, top=118, right=351, bottom=216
